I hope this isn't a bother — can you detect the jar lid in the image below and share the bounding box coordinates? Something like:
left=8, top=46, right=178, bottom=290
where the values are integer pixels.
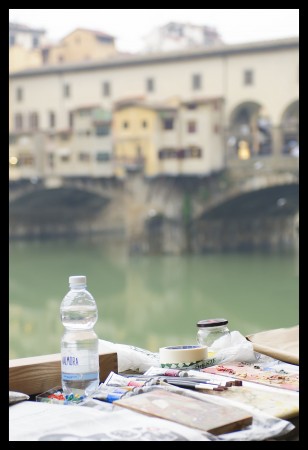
left=197, top=318, right=228, bottom=328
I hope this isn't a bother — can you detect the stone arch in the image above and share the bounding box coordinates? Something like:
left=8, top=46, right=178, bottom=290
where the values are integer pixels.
left=228, top=101, right=272, bottom=158
left=280, top=100, right=299, bottom=155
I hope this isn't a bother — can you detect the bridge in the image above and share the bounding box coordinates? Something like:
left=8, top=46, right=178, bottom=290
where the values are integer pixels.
left=9, top=155, right=299, bottom=252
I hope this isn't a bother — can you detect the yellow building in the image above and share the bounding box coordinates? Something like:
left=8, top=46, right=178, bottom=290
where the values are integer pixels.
left=113, top=97, right=224, bottom=178
left=113, top=101, right=158, bottom=178
left=47, top=28, right=117, bottom=65
left=9, top=45, right=42, bottom=73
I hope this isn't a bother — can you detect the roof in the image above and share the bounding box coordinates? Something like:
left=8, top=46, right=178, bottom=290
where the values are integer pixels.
left=114, top=97, right=220, bottom=112
left=61, top=27, right=115, bottom=41
left=10, top=36, right=299, bottom=79
left=182, top=96, right=224, bottom=106
left=113, top=101, right=177, bottom=113
left=9, top=21, right=46, bottom=34
left=71, top=104, right=101, bottom=112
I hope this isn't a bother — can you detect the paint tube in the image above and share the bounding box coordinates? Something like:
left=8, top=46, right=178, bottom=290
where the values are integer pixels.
left=103, top=371, right=158, bottom=388
left=104, top=372, right=144, bottom=387
left=93, top=388, right=128, bottom=403
left=143, top=367, right=189, bottom=377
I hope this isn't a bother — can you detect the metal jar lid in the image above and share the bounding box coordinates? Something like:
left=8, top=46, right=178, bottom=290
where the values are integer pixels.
left=197, top=318, right=228, bottom=328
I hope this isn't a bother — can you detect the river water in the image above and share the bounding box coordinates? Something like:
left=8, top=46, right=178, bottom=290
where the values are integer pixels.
left=9, top=235, right=299, bottom=359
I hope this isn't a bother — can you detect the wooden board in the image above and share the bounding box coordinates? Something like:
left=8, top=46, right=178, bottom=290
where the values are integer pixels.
left=114, top=387, right=252, bottom=435
left=9, top=351, right=118, bottom=396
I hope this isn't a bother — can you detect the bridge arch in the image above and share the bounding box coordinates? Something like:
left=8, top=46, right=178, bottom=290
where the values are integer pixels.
left=9, top=185, right=111, bottom=208
left=9, top=186, right=111, bottom=238
left=196, top=182, right=298, bottom=220
left=192, top=180, right=298, bottom=252
left=280, top=99, right=299, bottom=154
left=228, top=100, right=272, bottom=158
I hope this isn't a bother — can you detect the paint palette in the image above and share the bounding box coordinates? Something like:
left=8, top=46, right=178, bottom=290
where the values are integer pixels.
left=202, top=361, right=299, bottom=391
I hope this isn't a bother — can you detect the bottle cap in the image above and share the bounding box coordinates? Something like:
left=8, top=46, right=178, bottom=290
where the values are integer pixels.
left=69, top=275, right=86, bottom=286
left=197, top=318, right=228, bottom=328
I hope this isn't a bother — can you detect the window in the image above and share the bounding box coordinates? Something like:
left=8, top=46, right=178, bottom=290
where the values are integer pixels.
left=42, top=48, right=49, bottom=64
left=146, top=78, right=155, bottom=92
left=213, top=100, right=220, bottom=111
left=79, top=152, right=90, bottom=162
left=69, top=111, right=74, bottom=128
left=187, top=120, right=197, bottom=133
left=60, top=132, right=70, bottom=141
left=16, top=87, right=23, bottom=102
left=186, top=103, right=197, bottom=110
left=96, top=124, right=110, bottom=136
left=158, top=148, right=177, bottom=159
left=192, top=74, right=202, bottom=90
left=244, top=70, right=254, bottom=85
left=32, top=36, right=39, bottom=48
left=102, top=81, right=111, bottom=97
left=96, top=35, right=113, bottom=44
left=96, top=152, right=111, bottom=162
left=14, top=114, right=23, bottom=131
left=78, top=109, right=91, bottom=117
left=63, top=83, right=70, bottom=98
left=49, top=111, right=56, bottom=128
left=29, top=112, right=39, bottom=130
left=47, top=153, right=54, bottom=168
left=162, top=118, right=174, bottom=130
left=186, top=146, right=202, bottom=158
left=19, top=153, right=35, bottom=166
left=77, top=130, right=90, bottom=136
left=10, top=34, right=15, bottom=46
left=9, top=134, right=17, bottom=145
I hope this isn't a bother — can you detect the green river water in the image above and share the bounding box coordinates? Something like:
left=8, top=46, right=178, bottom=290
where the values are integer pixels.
left=9, top=235, right=299, bottom=359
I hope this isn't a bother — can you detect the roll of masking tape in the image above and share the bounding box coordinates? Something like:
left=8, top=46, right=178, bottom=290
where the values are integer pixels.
left=159, top=345, right=208, bottom=369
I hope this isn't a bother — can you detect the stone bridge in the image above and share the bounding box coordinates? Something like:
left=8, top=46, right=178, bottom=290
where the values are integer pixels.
left=9, top=156, right=299, bottom=252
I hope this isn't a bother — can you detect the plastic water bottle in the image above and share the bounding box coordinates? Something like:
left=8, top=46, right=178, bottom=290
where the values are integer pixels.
left=60, top=275, right=100, bottom=400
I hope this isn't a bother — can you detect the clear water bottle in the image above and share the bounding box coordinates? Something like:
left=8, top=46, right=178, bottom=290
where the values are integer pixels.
left=60, top=275, right=100, bottom=400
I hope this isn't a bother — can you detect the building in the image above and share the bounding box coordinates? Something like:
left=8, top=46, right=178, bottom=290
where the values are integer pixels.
left=9, top=25, right=120, bottom=72
left=9, top=22, right=47, bottom=50
left=142, top=21, right=223, bottom=53
left=9, top=22, right=48, bottom=72
left=45, top=28, right=118, bottom=65
left=9, top=36, right=299, bottom=181
left=113, top=97, right=224, bottom=177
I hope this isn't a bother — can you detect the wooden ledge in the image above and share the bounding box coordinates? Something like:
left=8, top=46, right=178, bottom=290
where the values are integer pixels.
left=9, top=351, right=118, bottom=396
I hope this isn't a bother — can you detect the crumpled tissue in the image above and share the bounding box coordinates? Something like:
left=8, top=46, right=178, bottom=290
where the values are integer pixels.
left=99, top=330, right=258, bottom=373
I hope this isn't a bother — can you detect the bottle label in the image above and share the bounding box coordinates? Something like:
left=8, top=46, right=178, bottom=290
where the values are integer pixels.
left=62, top=372, right=98, bottom=381
left=61, top=349, right=98, bottom=374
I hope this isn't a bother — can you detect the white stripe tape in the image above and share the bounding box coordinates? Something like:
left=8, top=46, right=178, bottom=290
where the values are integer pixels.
left=159, top=345, right=208, bottom=365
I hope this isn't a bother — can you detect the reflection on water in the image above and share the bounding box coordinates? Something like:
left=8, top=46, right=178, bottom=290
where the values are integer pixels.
left=9, top=235, right=299, bottom=358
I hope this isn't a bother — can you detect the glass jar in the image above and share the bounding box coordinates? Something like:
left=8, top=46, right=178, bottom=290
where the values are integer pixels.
left=196, top=318, right=231, bottom=356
